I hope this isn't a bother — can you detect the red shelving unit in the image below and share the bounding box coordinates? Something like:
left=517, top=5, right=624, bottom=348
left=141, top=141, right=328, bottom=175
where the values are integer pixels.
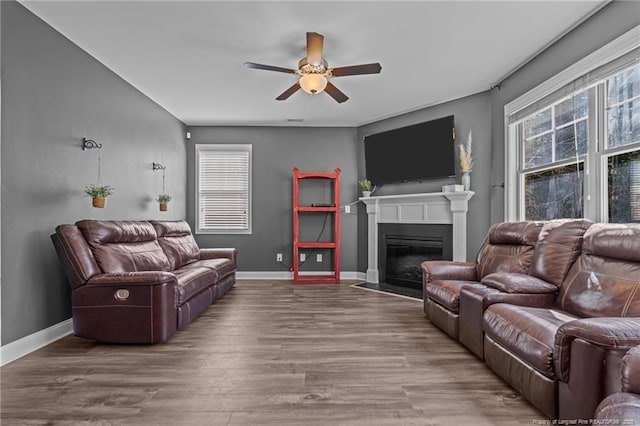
left=292, top=167, right=341, bottom=284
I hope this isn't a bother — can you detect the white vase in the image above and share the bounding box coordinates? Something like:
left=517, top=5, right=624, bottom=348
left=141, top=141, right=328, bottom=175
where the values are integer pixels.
left=461, top=172, right=471, bottom=191
left=362, top=191, right=372, bottom=198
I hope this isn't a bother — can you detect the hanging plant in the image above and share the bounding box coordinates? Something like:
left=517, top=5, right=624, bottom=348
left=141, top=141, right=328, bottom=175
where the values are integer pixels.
left=156, top=193, right=171, bottom=211
left=85, top=184, right=114, bottom=208
left=84, top=143, right=113, bottom=208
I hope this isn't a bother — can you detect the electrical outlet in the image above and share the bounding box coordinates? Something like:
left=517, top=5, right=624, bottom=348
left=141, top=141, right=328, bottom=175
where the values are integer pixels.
left=344, top=205, right=351, bottom=214
left=300, top=253, right=306, bottom=262
left=316, top=254, right=323, bottom=262
left=276, top=253, right=283, bottom=262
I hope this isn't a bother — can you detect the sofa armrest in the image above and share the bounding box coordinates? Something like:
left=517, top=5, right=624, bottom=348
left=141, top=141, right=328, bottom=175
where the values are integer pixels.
left=482, top=292, right=556, bottom=310
left=86, top=271, right=176, bottom=287
left=555, top=317, right=640, bottom=382
left=200, top=248, right=238, bottom=265
left=481, top=272, right=558, bottom=294
left=73, top=271, right=178, bottom=343
left=622, top=345, right=640, bottom=394
left=421, top=260, right=477, bottom=283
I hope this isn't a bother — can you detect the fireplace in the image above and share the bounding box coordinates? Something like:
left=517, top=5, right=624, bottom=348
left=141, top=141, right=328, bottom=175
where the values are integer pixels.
left=378, top=224, right=453, bottom=290
left=360, top=191, right=473, bottom=284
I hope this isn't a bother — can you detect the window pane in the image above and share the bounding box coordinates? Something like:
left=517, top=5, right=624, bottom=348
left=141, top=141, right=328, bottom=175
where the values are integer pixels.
left=524, top=163, right=584, bottom=220
left=607, top=65, right=640, bottom=105
left=555, top=92, right=588, bottom=127
left=607, top=102, right=640, bottom=148
left=608, top=150, right=640, bottom=223
left=523, top=108, right=552, bottom=138
left=556, top=120, right=588, bottom=161
left=524, top=133, right=553, bottom=168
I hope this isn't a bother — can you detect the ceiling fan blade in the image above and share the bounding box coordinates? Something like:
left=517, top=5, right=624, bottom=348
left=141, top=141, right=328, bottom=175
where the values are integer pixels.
left=306, top=32, right=324, bottom=65
left=331, top=63, right=382, bottom=77
left=244, top=62, right=297, bottom=74
left=276, top=82, right=301, bottom=101
left=324, top=81, right=348, bottom=103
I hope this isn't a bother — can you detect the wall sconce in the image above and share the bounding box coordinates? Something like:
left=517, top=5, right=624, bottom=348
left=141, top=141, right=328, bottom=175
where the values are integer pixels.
left=152, top=162, right=166, bottom=171
left=82, top=138, right=102, bottom=150
left=186, top=131, right=191, bottom=140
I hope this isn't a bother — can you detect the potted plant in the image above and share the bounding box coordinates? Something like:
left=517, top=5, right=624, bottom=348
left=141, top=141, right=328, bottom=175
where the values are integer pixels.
left=156, top=193, right=171, bottom=211
left=359, top=179, right=373, bottom=197
left=85, top=184, right=114, bottom=208
left=458, top=131, right=473, bottom=191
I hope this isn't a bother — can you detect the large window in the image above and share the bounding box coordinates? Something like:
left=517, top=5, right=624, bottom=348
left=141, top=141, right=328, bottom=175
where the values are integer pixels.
left=506, top=28, right=640, bottom=223
left=520, top=91, right=588, bottom=221
left=196, top=144, right=252, bottom=234
left=606, top=65, right=640, bottom=223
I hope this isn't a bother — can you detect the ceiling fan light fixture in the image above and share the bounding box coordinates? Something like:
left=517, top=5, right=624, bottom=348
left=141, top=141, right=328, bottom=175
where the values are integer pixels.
left=299, top=73, right=328, bottom=95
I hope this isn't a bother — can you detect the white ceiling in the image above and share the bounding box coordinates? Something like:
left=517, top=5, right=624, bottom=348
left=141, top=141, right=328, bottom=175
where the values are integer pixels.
left=20, top=1, right=607, bottom=127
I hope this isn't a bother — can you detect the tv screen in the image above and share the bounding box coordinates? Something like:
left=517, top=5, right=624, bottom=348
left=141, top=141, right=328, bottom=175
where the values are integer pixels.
left=364, top=115, right=456, bottom=185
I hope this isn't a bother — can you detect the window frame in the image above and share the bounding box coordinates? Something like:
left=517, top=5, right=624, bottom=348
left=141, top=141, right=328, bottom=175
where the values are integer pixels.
left=505, top=25, right=640, bottom=221
left=195, top=143, right=253, bottom=235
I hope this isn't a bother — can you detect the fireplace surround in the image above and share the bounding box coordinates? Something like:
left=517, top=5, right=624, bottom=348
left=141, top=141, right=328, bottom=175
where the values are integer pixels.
left=360, top=191, right=474, bottom=283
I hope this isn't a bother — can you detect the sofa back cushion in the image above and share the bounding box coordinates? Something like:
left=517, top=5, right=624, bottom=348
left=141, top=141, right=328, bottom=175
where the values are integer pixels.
left=558, top=223, right=640, bottom=318
left=529, top=218, right=592, bottom=287
left=150, top=220, right=200, bottom=270
left=52, top=224, right=102, bottom=289
left=76, top=220, right=171, bottom=273
left=476, top=221, right=543, bottom=279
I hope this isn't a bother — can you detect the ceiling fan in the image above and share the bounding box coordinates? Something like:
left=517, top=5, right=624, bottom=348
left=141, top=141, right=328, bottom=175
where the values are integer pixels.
left=244, top=32, right=382, bottom=103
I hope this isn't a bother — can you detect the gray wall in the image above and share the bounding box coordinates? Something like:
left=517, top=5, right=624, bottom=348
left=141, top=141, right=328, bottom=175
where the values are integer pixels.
left=356, top=92, right=492, bottom=269
left=186, top=126, right=359, bottom=272
left=1, top=1, right=187, bottom=345
left=490, top=0, right=640, bottom=223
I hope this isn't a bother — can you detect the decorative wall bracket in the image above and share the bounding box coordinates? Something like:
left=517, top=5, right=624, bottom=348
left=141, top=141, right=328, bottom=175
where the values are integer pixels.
left=82, top=138, right=102, bottom=150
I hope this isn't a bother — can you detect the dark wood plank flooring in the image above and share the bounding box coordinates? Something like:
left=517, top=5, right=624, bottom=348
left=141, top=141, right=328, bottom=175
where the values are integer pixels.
left=1, top=280, right=544, bottom=425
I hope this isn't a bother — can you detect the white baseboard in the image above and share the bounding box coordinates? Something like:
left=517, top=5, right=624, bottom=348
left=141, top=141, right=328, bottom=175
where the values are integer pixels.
left=1, top=318, right=73, bottom=366
left=237, top=271, right=366, bottom=280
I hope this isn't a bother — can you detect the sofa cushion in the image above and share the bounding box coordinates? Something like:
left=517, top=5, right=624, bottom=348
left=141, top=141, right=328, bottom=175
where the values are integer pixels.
left=476, top=221, right=543, bottom=279
left=76, top=220, right=170, bottom=273
left=484, top=304, right=578, bottom=378
left=558, top=223, right=640, bottom=318
left=173, top=267, right=217, bottom=306
left=425, top=280, right=485, bottom=313
left=529, top=219, right=592, bottom=287
left=186, top=258, right=236, bottom=280
left=151, top=221, right=200, bottom=270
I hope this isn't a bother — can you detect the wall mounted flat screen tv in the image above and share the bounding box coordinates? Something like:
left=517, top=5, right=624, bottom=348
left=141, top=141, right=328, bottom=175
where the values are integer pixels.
left=364, top=115, right=456, bottom=185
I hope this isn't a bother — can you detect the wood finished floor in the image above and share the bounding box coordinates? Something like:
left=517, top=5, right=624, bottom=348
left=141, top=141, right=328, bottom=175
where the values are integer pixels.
left=1, top=280, right=544, bottom=425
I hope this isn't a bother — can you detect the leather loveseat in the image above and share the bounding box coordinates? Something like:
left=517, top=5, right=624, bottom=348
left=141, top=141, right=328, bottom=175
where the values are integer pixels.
left=422, top=220, right=546, bottom=343
left=423, top=220, right=640, bottom=419
left=52, top=219, right=237, bottom=343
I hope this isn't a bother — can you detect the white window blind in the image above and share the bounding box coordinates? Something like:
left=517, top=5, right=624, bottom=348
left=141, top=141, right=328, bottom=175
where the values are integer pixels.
left=196, top=144, right=252, bottom=234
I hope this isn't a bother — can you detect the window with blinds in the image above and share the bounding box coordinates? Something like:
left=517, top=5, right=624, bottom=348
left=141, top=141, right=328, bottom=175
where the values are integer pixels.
left=196, top=144, right=252, bottom=234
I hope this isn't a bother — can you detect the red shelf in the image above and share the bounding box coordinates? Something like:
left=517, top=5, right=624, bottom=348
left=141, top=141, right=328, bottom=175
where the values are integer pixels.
left=297, top=242, right=337, bottom=249
left=292, top=167, right=341, bottom=284
left=296, top=206, right=339, bottom=213
left=293, top=275, right=340, bottom=284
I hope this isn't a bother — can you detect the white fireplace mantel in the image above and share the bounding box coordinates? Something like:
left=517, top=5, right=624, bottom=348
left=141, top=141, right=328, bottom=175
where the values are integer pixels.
left=360, top=191, right=474, bottom=283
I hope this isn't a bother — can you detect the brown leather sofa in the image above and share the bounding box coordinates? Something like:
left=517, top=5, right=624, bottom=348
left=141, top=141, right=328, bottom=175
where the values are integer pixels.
left=595, top=345, right=640, bottom=423
left=52, top=219, right=237, bottom=343
left=484, top=223, right=640, bottom=419
left=423, top=220, right=640, bottom=419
